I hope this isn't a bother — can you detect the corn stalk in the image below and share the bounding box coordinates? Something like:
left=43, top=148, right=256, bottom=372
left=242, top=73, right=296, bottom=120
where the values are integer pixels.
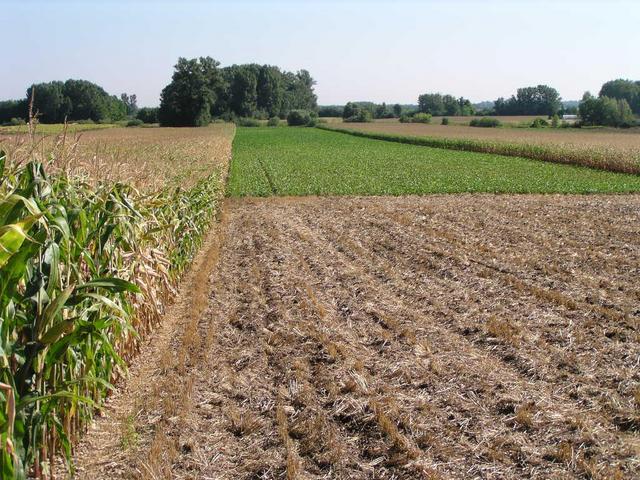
left=0, top=149, right=223, bottom=478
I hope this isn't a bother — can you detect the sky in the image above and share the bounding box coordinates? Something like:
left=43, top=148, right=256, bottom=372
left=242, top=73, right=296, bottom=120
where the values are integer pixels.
left=3, top=0, right=639, bottom=107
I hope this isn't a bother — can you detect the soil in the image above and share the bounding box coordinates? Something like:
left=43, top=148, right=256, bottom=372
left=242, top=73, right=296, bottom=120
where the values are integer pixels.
left=73, top=194, right=640, bottom=479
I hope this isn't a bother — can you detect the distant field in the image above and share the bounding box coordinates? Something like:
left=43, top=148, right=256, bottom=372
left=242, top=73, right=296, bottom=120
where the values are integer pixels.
left=327, top=122, right=640, bottom=174
left=375, top=115, right=556, bottom=126
left=0, top=124, right=235, bottom=190
left=228, top=127, right=640, bottom=196
left=335, top=119, right=640, bottom=149
left=326, top=116, right=574, bottom=126
left=0, top=122, right=118, bottom=134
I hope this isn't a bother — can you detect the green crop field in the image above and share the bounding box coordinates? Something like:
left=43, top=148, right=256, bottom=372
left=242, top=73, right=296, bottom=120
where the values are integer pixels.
left=227, top=126, right=640, bottom=197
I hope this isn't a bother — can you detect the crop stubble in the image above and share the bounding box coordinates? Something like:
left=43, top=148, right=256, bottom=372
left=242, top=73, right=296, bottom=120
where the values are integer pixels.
left=112, top=194, right=640, bottom=480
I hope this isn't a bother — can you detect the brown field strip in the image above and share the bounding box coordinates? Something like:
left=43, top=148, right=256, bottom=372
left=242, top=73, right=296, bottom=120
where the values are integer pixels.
left=0, top=124, right=235, bottom=190
left=74, top=194, right=640, bottom=479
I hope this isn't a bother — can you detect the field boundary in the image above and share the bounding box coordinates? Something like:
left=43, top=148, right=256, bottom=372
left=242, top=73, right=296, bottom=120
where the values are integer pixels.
left=317, top=124, right=640, bottom=175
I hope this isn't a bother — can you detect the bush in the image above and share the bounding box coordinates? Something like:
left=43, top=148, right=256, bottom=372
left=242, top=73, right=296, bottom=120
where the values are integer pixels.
left=470, top=117, right=502, bottom=128
left=441, top=117, right=449, bottom=125
left=579, top=94, right=635, bottom=127
left=267, top=116, right=280, bottom=127
left=344, top=110, right=373, bottom=123
left=399, top=113, right=431, bottom=124
left=136, top=107, right=159, bottom=124
left=126, top=119, right=144, bottom=127
left=237, top=117, right=261, bottom=127
left=530, top=118, right=549, bottom=128
left=551, top=114, right=559, bottom=128
left=318, top=105, right=344, bottom=117
left=2, top=117, right=26, bottom=126
left=75, top=119, right=95, bottom=125
left=287, top=109, right=312, bottom=126
left=412, top=113, right=432, bottom=124
left=219, top=112, right=236, bottom=123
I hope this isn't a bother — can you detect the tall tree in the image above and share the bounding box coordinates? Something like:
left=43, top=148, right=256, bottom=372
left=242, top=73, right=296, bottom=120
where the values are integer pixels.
left=120, top=93, right=138, bottom=116
left=229, top=66, right=258, bottom=117
left=494, top=85, right=561, bottom=115
left=257, top=66, right=284, bottom=117
left=599, top=79, right=640, bottom=114
left=30, top=81, right=67, bottom=123
left=159, top=57, right=220, bottom=126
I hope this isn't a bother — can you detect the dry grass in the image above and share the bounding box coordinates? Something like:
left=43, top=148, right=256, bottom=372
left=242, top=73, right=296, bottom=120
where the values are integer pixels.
left=0, top=124, right=235, bottom=191
left=75, top=194, right=639, bottom=479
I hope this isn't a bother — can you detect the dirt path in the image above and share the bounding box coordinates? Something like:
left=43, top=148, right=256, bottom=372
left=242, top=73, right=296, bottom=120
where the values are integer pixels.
left=75, top=195, right=639, bottom=479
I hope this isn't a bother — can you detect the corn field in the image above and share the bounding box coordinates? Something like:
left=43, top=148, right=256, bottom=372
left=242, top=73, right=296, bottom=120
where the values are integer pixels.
left=0, top=145, right=224, bottom=478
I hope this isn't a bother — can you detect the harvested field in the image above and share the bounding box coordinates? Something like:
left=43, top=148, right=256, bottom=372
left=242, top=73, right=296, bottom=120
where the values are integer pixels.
left=78, top=194, right=640, bottom=479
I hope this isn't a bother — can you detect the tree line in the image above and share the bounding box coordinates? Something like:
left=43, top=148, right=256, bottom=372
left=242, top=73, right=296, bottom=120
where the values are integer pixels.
left=331, top=78, right=639, bottom=128
left=158, top=57, right=317, bottom=126
left=578, top=79, right=640, bottom=127
left=0, top=80, right=133, bottom=124
left=2, top=72, right=638, bottom=128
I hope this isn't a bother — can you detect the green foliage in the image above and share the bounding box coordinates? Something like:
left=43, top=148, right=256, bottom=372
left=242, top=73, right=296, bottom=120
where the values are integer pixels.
left=494, top=85, right=562, bottom=116
left=159, top=59, right=317, bottom=125
left=551, top=114, right=559, bottom=128
left=318, top=105, right=344, bottom=117
left=375, top=102, right=395, bottom=119
left=0, top=100, right=28, bottom=124
left=120, top=93, right=138, bottom=117
left=0, top=81, right=126, bottom=124
left=287, top=109, right=313, bottom=126
left=236, top=117, right=261, bottom=127
left=159, top=57, right=219, bottom=126
left=2, top=118, right=26, bottom=127
left=343, top=103, right=373, bottom=123
left=530, top=118, right=549, bottom=128
left=441, top=117, right=449, bottom=125
left=470, top=117, right=501, bottom=128
left=256, top=66, right=284, bottom=117
left=399, top=113, right=431, bottom=124
left=0, top=150, right=224, bottom=477
left=418, top=93, right=474, bottom=116
left=136, top=107, right=159, bottom=124
left=599, top=78, right=640, bottom=114
left=267, top=116, right=280, bottom=127
left=228, top=127, right=640, bottom=197
left=228, top=65, right=258, bottom=117
left=126, top=119, right=144, bottom=127
left=579, top=92, right=636, bottom=127
left=412, top=113, right=432, bottom=124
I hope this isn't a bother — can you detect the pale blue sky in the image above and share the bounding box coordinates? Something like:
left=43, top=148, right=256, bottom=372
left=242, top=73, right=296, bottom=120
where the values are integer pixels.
left=3, top=0, right=639, bottom=106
